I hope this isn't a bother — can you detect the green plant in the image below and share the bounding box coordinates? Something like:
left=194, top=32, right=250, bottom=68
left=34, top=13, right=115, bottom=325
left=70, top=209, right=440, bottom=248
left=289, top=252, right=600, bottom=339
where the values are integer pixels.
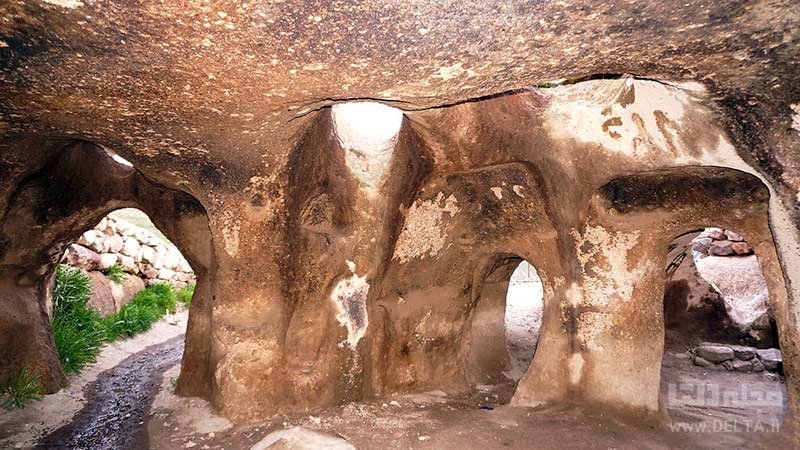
left=175, top=283, right=195, bottom=306
left=103, top=263, right=126, bottom=284
left=102, top=283, right=178, bottom=340
left=52, top=265, right=105, bottom=374
left=1, top=369, right=44, bottom=410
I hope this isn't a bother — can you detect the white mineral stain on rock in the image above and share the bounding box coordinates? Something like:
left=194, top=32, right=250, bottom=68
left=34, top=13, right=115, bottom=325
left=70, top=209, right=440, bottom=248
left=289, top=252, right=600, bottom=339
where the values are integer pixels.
left=571, top=223, right=648, bottom=305
left=568, top=353, right=584, bottom=385
left=330, top=261, right=369, bottom=350
left=42, top=0, right=83, bottom=8
left=791, top=103, right=800, bottom=134
left=433, top=63, right=475, bottom=81
left=332, top=102, right=402, bottom=196
left=512, top=185, right=525, bottom=198
left=490, top=186, right=503, bottom=199
left=393, top=192, right=459, bottom=263
left=545, top=77, right=693, bottom=158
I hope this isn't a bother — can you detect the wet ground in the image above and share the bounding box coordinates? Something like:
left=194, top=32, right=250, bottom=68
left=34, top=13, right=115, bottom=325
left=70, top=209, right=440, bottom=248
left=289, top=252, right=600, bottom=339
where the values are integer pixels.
left=36, top=336, right=184, bottom=450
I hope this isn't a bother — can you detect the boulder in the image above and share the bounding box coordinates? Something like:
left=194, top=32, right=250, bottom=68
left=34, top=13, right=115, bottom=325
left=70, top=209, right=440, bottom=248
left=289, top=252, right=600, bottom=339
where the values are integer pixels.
left=98, top=253, right=118, bottom=270
left=724, top=230, right=744, bottom=242
left=250, top=427, right=355, bottom=450
left=706, top=229, right=726, bottom=241
left=694, top=345, right=734, bottom=363
left=62, top=244, right=101, bottom=271
left=692, top=355, right=714, bottom=368
left=721, top=360, right=734, bottom=371
left=732, top=241, right=753, bottom=255
left=708, top=240, right=735, bottom=256
left=158, top=268, right=176, bottom=280
left=732, top=359, right=752, bottom=373
left=162, top=249, right=181, bottom=271
left=121, top=237, right=141, bottom=258
left=110, top=275, right=145, bottom=310
left=106, top=235, right=124, bottom=253
left=119, top=255, right=138, bottom=273
left=139, top=263, right=159, bottom=279
left=730, top=345, right=757, bottom=361
left=752, top=360, right=766, bottom=372
left=756, top=348, right=782, bottom=371
left=140, top=245, right=156, bottom=264
left=178, top=258, right=193, bottom=273
left=691, top=237, right=712, bottom=255
left=176, top=272, right=193, bottom=282
left=77, top=229, right=102, bottom=248
left=86, top=271, right=117, bottom=317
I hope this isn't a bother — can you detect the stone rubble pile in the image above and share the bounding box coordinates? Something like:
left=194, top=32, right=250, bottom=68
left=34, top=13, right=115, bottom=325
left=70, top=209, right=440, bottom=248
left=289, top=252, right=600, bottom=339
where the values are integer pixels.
left=61, top=215, right=195, bottom=288
left=692, top=343, right=782, bottom=373
left=691, top=228, right=753, bottom=257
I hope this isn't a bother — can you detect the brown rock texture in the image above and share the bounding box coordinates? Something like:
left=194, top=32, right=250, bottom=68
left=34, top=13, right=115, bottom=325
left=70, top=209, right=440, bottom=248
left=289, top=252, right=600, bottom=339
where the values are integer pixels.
left=0, top=1, right=798, bottom=444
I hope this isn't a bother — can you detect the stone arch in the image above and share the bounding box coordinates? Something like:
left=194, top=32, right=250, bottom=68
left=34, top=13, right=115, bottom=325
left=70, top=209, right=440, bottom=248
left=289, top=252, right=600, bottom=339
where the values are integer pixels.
left=0, top=140, right=214, bottom=397
left=465, top=254, right=545, bottom=386
left=573, top=165, right=795, bottom=421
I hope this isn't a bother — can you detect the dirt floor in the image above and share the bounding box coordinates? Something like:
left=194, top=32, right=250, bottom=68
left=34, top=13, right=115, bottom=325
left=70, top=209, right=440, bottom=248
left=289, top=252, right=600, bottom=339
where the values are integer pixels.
left=1, top=312, right=792, bottom=449
left=148, top=350, right=790, bottom=450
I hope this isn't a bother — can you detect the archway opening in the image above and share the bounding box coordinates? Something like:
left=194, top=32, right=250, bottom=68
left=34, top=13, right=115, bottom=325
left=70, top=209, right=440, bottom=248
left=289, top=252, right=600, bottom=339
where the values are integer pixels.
left=468, top=256, right=544, bottom=392
left=52, top=206, right=195, bottom=372
left=504, top=260, right=544, bottom=382
left=660, top=228, right=785, bottom=432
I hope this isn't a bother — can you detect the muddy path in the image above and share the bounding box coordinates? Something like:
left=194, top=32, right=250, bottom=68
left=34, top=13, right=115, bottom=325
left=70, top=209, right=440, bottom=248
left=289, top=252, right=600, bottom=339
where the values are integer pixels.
left=36, top=336, right=184, bottom=450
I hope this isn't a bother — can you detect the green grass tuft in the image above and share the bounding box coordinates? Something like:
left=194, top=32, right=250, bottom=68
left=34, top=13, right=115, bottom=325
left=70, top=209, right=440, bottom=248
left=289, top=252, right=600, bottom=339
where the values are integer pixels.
left=1, top=369, right=44, bottom=410
left=175, top=284, right=195, bottom=306
left=52, top=265, right=105, bottom=374
left=52, top=265, right=188, bottom=377
left=103, top=263, right=126, bottom=284
left=102, top=283, right=179, bottom=341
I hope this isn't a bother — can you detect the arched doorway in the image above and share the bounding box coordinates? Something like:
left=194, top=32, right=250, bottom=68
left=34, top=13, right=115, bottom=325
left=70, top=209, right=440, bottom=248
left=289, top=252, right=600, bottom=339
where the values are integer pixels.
left=467, top=256, right=544, bottom=389
left=660, top=228, right=786, bottom=435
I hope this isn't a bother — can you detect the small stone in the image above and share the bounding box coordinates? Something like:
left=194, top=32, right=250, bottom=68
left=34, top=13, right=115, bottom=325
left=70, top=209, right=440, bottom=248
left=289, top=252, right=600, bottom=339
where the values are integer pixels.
left=724, top=230, right=744, bottom=242
left=732, top=241, right=753, bottom=255
left=707, top=230, right=726, bottom=240
left=752, top=360, right=765, bottom=372
left=692, top=355, right=713, bottom=368
left=757, top=348, right=782, bottom=371
left=418, top=435, right=430, bottom=441
left=721, top=360, right=734, bottom=371
left=184, top=442, right=197, bottom=448
left=708, top=240, right=735, bottom=256
left=732, top=359, right=752, bottom=372
left=694, top=345, right=734, bottom=363
left=691, top=237, right=712, bottom=254
left=730, top=345, right=757, bottom=361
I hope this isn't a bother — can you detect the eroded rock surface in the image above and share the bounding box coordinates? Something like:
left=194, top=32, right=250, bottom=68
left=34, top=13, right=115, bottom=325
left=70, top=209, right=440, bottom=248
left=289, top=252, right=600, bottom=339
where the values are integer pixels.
left=0, top=2, right=798, bottom=445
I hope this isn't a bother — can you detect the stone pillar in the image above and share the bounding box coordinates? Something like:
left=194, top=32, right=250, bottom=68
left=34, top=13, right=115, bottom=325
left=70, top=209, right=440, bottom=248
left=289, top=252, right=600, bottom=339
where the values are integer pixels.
left=0, top=268, right=65, bottom=393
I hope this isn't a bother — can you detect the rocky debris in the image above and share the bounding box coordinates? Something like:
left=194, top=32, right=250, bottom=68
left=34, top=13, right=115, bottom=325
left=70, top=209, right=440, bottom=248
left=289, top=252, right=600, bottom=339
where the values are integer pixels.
left=732, top=359, right=752, bottom=373
left=691, top=344, right=781, bottom=373
left=693, top=228, right=753, bottom=257
left=86, top=271, right=146, bottom=316
left=63, top=214, right=195, bottom=289
left=694, top=345, right=734, bottom=363
left=692, top=356, right=714, bottom=368
left=249, top=427, right=355, bottom=450
left=62, top=244, right=101, bottom=271
left=730, top=345, right=756, bottom=360
left=756, top=349, right=782, bottom=371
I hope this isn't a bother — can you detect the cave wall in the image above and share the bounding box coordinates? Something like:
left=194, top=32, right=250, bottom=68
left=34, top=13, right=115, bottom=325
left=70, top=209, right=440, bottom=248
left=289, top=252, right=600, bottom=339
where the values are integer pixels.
left=0, top=1, right=799, bottom=441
